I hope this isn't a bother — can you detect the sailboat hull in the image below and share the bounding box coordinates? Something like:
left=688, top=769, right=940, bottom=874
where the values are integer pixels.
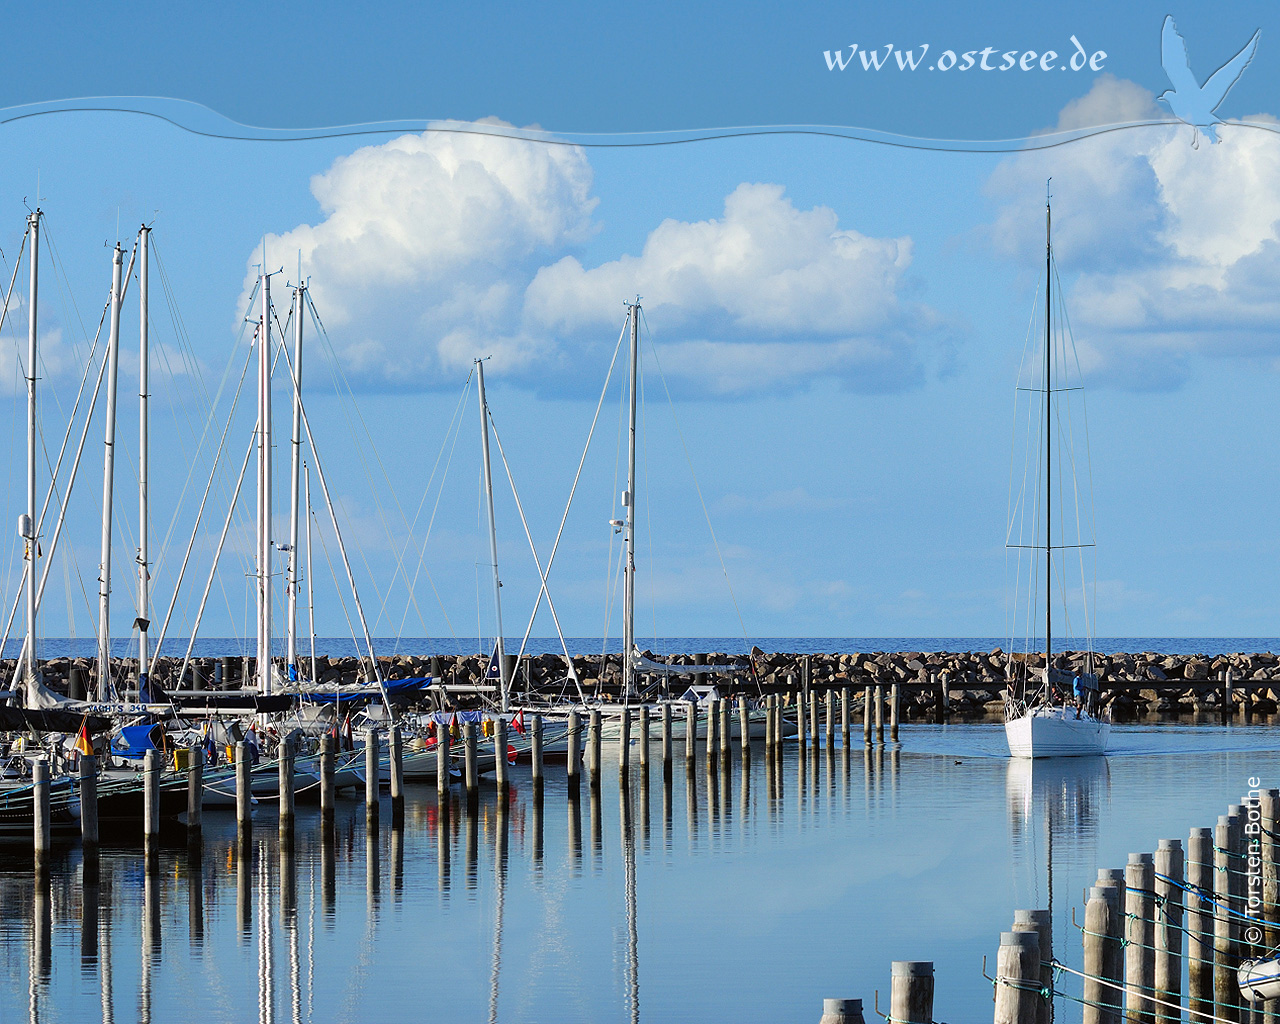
left=1005, top=706, right=1109, bottom=758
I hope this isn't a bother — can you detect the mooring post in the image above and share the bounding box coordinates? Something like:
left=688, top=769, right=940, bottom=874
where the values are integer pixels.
left=389, top=725, right=404, bottom=824
left=765, top=694, right=775, bottom=749
left=1153, top=839, right=1184, bottom=1024
left=705, top=699, right=719, bottom=763
left=33, top=758, right=50, bottom=874
left=1094, top=869, right=1125, bottom=1020
left=819, top=998, right=866, bottom=1024
left=1213, top=816, right=1235, bottom=1013
left=891, top=962, right=934, bottom=1024
left=277, top=736, right=294, bottom=838
left=890, top=682, right=900, bottom=742
left=719, top=700, right=731, bottom=764
left=661, top=703, right=672, bottom=777
left=1125, top=853, right=1156, bottom=1024
left=1228, top=804, right=1246, bottom=957
left=824, top=689, right=834, bottom=749
left=993, top=929, right=1041, bottom=1024
left=81, top=754, right=100, bottom=858
left=588, top=709, right=602, bottom=790
left=685, top=702, right=697, bottom=765
left=1013, top=909, right=1052, bottom=1024
left=797, top=687, right=808, bottom=752
left=495, top=716, right=509, bottom=795
left=1186, top=827, right=1214, bottom=1018
left=531, top=715, right=544, bottom=797
left=1083, top=887, right=1116, bottom=1024
left=1263, top=790, right=1280, bottom=948
left=436, top=722, right=451, bottom=799
left=840, top=687, right=850, bottom=749
left=464, top=722, right=479, bottom=806
left=875, top=685, right=885, bottom=743
left=145, top=748, right=162, bottom=866
left=1223, top=668, right=1234, bottom=722
left=567, top=710, right=581, bottom=795
left=808, top=688, right=819, bottom=747
left=365, top=727, right=381, bottom=820
left=234, top=741, right=251, bottom=835
left=320, top=733, right=335, bottom=829
left=638, top=705, right=649, bottom=769
left=619, top=706, right=631, bottom=774
left=738, top=696, right=750, bottom=761
left=864, top=684, right=873, bottom=746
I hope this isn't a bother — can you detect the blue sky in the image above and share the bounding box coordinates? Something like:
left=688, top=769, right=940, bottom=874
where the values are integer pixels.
left=2, top=1, right=1280, bottom=649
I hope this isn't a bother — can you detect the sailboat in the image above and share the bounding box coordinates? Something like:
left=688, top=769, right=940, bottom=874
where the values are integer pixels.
left=1003, top=191, right=1110, bottom=758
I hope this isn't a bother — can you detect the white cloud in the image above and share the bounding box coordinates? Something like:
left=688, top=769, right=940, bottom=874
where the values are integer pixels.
left=986, top=75, right=1280, bottom=387
left=239, top=118, right=598, bottom=385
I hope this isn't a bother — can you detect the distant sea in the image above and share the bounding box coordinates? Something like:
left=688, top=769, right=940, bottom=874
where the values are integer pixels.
left=4, top=636, right=1277, bottom=658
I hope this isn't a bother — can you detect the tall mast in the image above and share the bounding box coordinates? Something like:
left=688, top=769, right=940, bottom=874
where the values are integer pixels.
left=1044, top=192, right=1052, bottom=687
left=137, top=226, right=150, bottom=696
left=305, top=462, right=317, bottom=687
left=258, top=268, right=273, bottom=695
left=96, top=243, right=124, bottom=700
left=23, top=211, right=39, bottom=697
left=475, top=359, right=509, bottom=710
left=287, top=283, right=304, bottom=682
left=622, top=301, right=639, bottom=701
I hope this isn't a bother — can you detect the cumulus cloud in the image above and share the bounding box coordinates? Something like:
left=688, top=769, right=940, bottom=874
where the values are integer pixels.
left=239, top=118, right=598, bottom=385
left=986, top=75, right=1280, bottom=387
left=249, top=122, right=934, bottom=394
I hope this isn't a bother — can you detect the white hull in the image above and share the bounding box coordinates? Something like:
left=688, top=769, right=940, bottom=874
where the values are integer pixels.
left=1239, top=959, right=1280, bottom=1002
left=1005, top=705, right=1109, bottom=757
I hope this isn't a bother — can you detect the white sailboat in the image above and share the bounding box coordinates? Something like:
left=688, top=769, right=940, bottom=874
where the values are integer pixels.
left=1003, top=190, right=1110, bottom=758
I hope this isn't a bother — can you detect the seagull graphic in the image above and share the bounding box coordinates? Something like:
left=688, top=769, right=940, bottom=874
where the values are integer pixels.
left=1159, top=15, right=1260, bottom=146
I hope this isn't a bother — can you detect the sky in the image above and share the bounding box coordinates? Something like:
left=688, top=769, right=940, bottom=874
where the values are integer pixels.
left=2, top=1, right=1280, bottom=649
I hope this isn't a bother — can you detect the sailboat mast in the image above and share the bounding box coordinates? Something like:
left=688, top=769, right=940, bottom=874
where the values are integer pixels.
left=138, top=226, right=150, bottom=696
left=96, top=243, right=124, bottom=700
left=23, top=211, right=39, bottom=696
left=258, top=269, right=273, bottom=695
left=287, top=283, right=304, bottom=683
left=475, top=359, right=509, bottom=710
left=623, top=301, right=639, bottom=701
left=305, top=462, right=317, bottom=686
left=1044, top=195, right=1052, bottom=687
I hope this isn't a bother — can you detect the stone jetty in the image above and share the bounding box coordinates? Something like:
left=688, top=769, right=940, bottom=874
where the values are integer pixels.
left=5, top=647, right=1277, bottom=720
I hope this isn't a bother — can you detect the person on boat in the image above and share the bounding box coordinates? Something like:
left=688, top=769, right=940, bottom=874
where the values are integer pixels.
left=1072, top=675, right=1084, bottom=719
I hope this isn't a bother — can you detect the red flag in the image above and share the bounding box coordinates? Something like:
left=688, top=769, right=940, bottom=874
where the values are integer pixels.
left=512, top=710, right=526, bottom=736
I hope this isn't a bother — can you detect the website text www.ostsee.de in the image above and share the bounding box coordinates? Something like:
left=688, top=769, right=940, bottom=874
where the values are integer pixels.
left=823, top=36, right=1106, bottom=73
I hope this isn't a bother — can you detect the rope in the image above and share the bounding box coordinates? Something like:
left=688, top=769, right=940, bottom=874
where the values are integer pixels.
left=1048, top=959, right=1246, bottom=1023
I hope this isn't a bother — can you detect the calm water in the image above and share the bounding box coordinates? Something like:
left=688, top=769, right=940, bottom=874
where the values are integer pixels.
left=6, top=636, right=1279, bottom=658
left=1, top=722, right=1278, bottom=1023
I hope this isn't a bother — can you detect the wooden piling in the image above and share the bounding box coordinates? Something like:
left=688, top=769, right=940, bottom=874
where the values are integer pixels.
left=706, top=699, right=719, bottom=762
left=436, top=723, right=451, bottom=798
left=531, top=715, right=544, bottom=797
left=1213, top=816, right=1235, bottom=1016
left=685, top=703, right=697, bottom=764
left=638, top=705, right=650, bottom=768
left=875, top=685, right=885, bottom=743
left=234, top=741, right=251, bottom=832
left=619, top=706, right=631, bottom=773
left=588, top=709, right=602, bottom=790
left=495, top=717, right=509, bottom=794
left=864, top=684, right=872, bottom=746
left=567, top=711, right=582, bottom=794
left=33, top=759, right=50, bottom=873
left=891, top=961, right=934, bottom=1024
left=765, top=694, right=775, bottom=749
left=1125, top=852, right=1156, bottom=1024
left=1153, top=839, right=1183, bottom=1023
left=819, top=998, right=866, bottom=1024
left=389, top=725, right=405, bottom=824
left=320, top=733, right=335, bottom=828
left=1013, top=909, right=1052, bottom=1024
left=1083, top=887, right=1118, bottom=1024
left=840, top=687, right=850, bottom=750
left=144, top=749, right=161, bottom=867
left=797, top=688, right=808, bottom=752
left=464, top=722, right=479, bottom=805
left=80, top=754, right=99, bottom=857
left=1093, top=870, right=1125, bottom=1020
left=719, top=700, right=731, bottom=762
left=365, top=728, right=380, bottom=819
left=824, top=689, right=834, bottom=749
left=277, top=737, right=294, bottom=837
left=890, top=682, right=900, bottom=742
left=1223, top=668, right=1234, bottom=721
left=737, top=696, right=750, bottom=761
left=661, top=703, right=672, bottom=777
left=808, top=689, right=819, bottom=747
left=993, top=929, right=1041, bottom=1024
left=1186, top=827, right=1214, bottom=1018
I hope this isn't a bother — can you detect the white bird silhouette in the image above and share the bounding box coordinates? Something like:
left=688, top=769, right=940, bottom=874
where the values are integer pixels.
left=1159, top=15, right=1260, bottom=146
